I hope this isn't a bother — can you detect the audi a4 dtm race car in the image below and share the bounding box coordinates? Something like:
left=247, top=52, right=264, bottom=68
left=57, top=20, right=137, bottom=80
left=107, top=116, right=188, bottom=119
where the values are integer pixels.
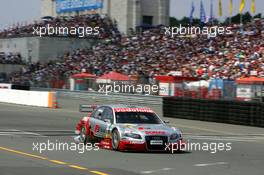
left=74, top=104, right=184, bottom=152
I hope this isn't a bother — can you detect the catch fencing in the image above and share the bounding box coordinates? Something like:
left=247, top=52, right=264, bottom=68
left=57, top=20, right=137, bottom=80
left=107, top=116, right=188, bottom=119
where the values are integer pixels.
left=33, top=88, right=163, bottom=117
left=33, top=88, right=264, bottom=127
left=163, top=97, right=264, bottom=127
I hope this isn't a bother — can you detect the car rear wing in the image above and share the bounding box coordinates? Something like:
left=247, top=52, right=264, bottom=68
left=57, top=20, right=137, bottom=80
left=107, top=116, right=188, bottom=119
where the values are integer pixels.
left=79, top=104, right=97, bottom=113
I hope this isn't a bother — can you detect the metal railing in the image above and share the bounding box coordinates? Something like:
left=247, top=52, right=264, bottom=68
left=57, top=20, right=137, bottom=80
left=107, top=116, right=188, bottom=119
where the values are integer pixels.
left=32, top=88, right=164, bottom=117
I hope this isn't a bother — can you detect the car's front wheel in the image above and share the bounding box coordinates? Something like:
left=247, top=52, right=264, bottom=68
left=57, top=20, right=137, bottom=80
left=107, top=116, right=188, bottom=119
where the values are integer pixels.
left=80, top=126, right=88, bottom=144
left=80, top=126, right=95, bottom=144
left=112, top=129, right=120, bottom=150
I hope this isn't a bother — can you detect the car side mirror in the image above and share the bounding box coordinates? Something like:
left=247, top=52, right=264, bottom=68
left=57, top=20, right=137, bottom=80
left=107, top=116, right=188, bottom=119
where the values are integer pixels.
left=104, top=119, right=111, bottom=123
left=164, top=120, right=170, bottom=124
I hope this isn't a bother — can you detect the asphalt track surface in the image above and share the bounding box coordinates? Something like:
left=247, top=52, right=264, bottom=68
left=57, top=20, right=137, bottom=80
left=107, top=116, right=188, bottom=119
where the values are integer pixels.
left=0, top=103, right=264, bottom=175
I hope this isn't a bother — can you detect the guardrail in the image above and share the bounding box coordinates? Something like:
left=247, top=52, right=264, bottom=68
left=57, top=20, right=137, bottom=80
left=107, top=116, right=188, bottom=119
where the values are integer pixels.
left=33, top=88, right=164, bottom=117
left=163, top=97, right=264, bottom=127
left=32, top=88, right=264, bottom=127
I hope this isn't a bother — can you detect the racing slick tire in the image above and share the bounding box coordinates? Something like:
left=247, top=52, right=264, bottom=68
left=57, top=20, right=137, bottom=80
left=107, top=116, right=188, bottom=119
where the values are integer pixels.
left=112, top=129, right=120, bottom=151
left=80, top=126, right=94, bottom=144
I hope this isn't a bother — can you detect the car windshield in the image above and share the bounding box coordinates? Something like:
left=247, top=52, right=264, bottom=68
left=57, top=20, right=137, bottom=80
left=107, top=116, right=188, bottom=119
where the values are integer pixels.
left=115, top=112, right=162, bottom=124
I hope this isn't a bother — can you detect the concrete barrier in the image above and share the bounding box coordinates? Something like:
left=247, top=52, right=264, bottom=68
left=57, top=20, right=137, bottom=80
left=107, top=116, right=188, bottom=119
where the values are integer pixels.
left=0, top=83, right=11, bottom=89
left=0, top=89, right=58, bottom=108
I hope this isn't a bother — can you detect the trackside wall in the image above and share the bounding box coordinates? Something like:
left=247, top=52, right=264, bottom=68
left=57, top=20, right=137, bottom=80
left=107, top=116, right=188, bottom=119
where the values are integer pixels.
left=0, top=89, right=57, bottom=108
left=163, top=97, right=264, bottom=127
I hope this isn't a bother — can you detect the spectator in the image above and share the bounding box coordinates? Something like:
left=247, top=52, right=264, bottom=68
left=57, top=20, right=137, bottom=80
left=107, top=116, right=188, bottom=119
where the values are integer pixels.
left=0, top=52, right=23, bottom=64
left=6, top=19, right=264, bottom=86
left=0, top=14, right=121, bottom=41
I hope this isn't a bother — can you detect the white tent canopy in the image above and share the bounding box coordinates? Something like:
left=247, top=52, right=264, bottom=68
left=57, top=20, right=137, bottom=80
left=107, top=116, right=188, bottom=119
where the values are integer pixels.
left=185, top=80, right=209, bottom=89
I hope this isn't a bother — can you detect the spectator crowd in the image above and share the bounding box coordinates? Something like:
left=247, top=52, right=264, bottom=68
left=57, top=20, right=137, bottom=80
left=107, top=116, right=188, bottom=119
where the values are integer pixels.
left=0, top=52, right=24, bottom=64
left=0, top=14, right=121, bottom=40
left=1, top=15, right=263, bottom=86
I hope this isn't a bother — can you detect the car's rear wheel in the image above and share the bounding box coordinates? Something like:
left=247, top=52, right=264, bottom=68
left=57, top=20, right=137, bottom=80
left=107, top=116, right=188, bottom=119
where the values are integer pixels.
left=112, top=129, right=120, bottom=150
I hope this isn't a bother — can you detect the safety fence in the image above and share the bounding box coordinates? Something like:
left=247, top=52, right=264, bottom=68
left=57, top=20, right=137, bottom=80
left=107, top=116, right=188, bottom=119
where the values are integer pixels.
left=31, top=79, right=264, bottom=101
left=32, top=88, right=264, bottom=127
left=163, top=97, right=264, bottom=127
left=33, top=88, right=163, bottom=117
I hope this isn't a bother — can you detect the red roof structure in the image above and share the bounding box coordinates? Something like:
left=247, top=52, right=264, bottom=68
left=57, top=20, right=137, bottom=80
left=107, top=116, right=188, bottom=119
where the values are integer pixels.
left=155, top=75, right=199, bottom=83
left=236, top=76, right=264, bottom=85
left=97, top=71, right=130, bottom=81
left=71, top=73, right=96, bottom=79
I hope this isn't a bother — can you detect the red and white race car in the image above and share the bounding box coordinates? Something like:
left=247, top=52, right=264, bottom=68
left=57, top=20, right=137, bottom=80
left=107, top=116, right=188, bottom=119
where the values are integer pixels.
left=74, top=104, right=184, bottom=152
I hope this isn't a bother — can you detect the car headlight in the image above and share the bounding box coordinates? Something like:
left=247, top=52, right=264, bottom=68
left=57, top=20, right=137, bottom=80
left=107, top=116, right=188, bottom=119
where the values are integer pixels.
left=124, top=133, right=142, bottom=139
left=170, top=133, right=179, bottom=140
left=179, top=132, right=182, bottom=138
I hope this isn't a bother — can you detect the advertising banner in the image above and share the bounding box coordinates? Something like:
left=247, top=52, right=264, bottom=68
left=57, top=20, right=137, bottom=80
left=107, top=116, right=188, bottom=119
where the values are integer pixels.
left=56, top=0, right=103, bottom=13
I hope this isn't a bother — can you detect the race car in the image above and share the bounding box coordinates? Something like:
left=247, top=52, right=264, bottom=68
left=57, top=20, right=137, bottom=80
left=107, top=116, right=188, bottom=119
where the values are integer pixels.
left=74, top=104, right=184, bottom=152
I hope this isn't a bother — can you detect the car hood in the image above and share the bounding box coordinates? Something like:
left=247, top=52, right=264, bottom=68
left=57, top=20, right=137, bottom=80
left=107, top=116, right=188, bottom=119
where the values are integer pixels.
left=116, top=123, right=179, bottom=135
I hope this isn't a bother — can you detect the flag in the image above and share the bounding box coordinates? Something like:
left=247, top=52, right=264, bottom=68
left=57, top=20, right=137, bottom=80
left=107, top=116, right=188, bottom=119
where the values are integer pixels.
left=218, top=0, right=222, bottom=17
left=239, top=0, right=245, bottom=14
left=189, top=1, right=195, bottom=24
left=209, top=0, right=214, bottom=22
left=251, top=0, right=256, bottom=14
left=200, top=0, right=206, bottom=23
left=229, top=0, right=233, bottom=16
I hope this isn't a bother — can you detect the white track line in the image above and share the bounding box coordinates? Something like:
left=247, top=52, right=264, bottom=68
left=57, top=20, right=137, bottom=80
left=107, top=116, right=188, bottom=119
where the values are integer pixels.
left=0, top=133, right=22, bottom=137
left=141, top=168, right=173, bottom=174
left=185, top=136, right=260, bottom=142
left=194, top=162, right=228, bottom=167
left=0, top=129, right=47, bottom=137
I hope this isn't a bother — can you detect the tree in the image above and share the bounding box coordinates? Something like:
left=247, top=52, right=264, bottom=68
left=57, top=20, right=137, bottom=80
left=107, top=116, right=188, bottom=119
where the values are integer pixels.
left=253, top=13, right=262, bottom=19
left=231, top=13, right=241, bottom=24
left=170, top=17, right=180, bottom=26
left=170, top=11, right=261, bottom=26
left=170, top=17, right=200, bottom=26
left=180, top=17, right=190, bottom=26
left=243, top=12, right=252, bottom=23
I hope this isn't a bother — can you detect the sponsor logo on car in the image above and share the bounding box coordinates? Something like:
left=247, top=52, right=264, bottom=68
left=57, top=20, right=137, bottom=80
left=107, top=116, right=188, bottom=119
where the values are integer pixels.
left=114, top=108, right=154, bottom=113
left=145, top=131, right=166, bottom=135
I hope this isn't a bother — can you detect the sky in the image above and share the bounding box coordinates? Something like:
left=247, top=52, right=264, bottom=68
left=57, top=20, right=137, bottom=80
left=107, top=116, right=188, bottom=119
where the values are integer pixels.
left=0, top=0, right=263, bottom=29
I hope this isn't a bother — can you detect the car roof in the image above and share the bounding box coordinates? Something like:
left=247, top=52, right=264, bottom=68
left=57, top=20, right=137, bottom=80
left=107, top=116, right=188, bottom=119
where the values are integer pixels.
left=101, top=104, right=149, bottom=109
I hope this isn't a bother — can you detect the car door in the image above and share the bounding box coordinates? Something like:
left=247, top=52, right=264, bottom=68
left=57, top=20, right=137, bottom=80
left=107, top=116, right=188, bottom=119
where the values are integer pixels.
left=100, top=107, right=114, bottom=138
left=89, top=106, right=106, bottom=138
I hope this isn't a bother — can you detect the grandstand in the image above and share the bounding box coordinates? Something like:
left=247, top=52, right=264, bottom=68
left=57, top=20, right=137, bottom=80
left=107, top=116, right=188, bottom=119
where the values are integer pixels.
left=0, top=14, right=120, bottom=63
left=0, top=0, right=263, bottom=101
left=4, top=19, right=263, bottom=80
